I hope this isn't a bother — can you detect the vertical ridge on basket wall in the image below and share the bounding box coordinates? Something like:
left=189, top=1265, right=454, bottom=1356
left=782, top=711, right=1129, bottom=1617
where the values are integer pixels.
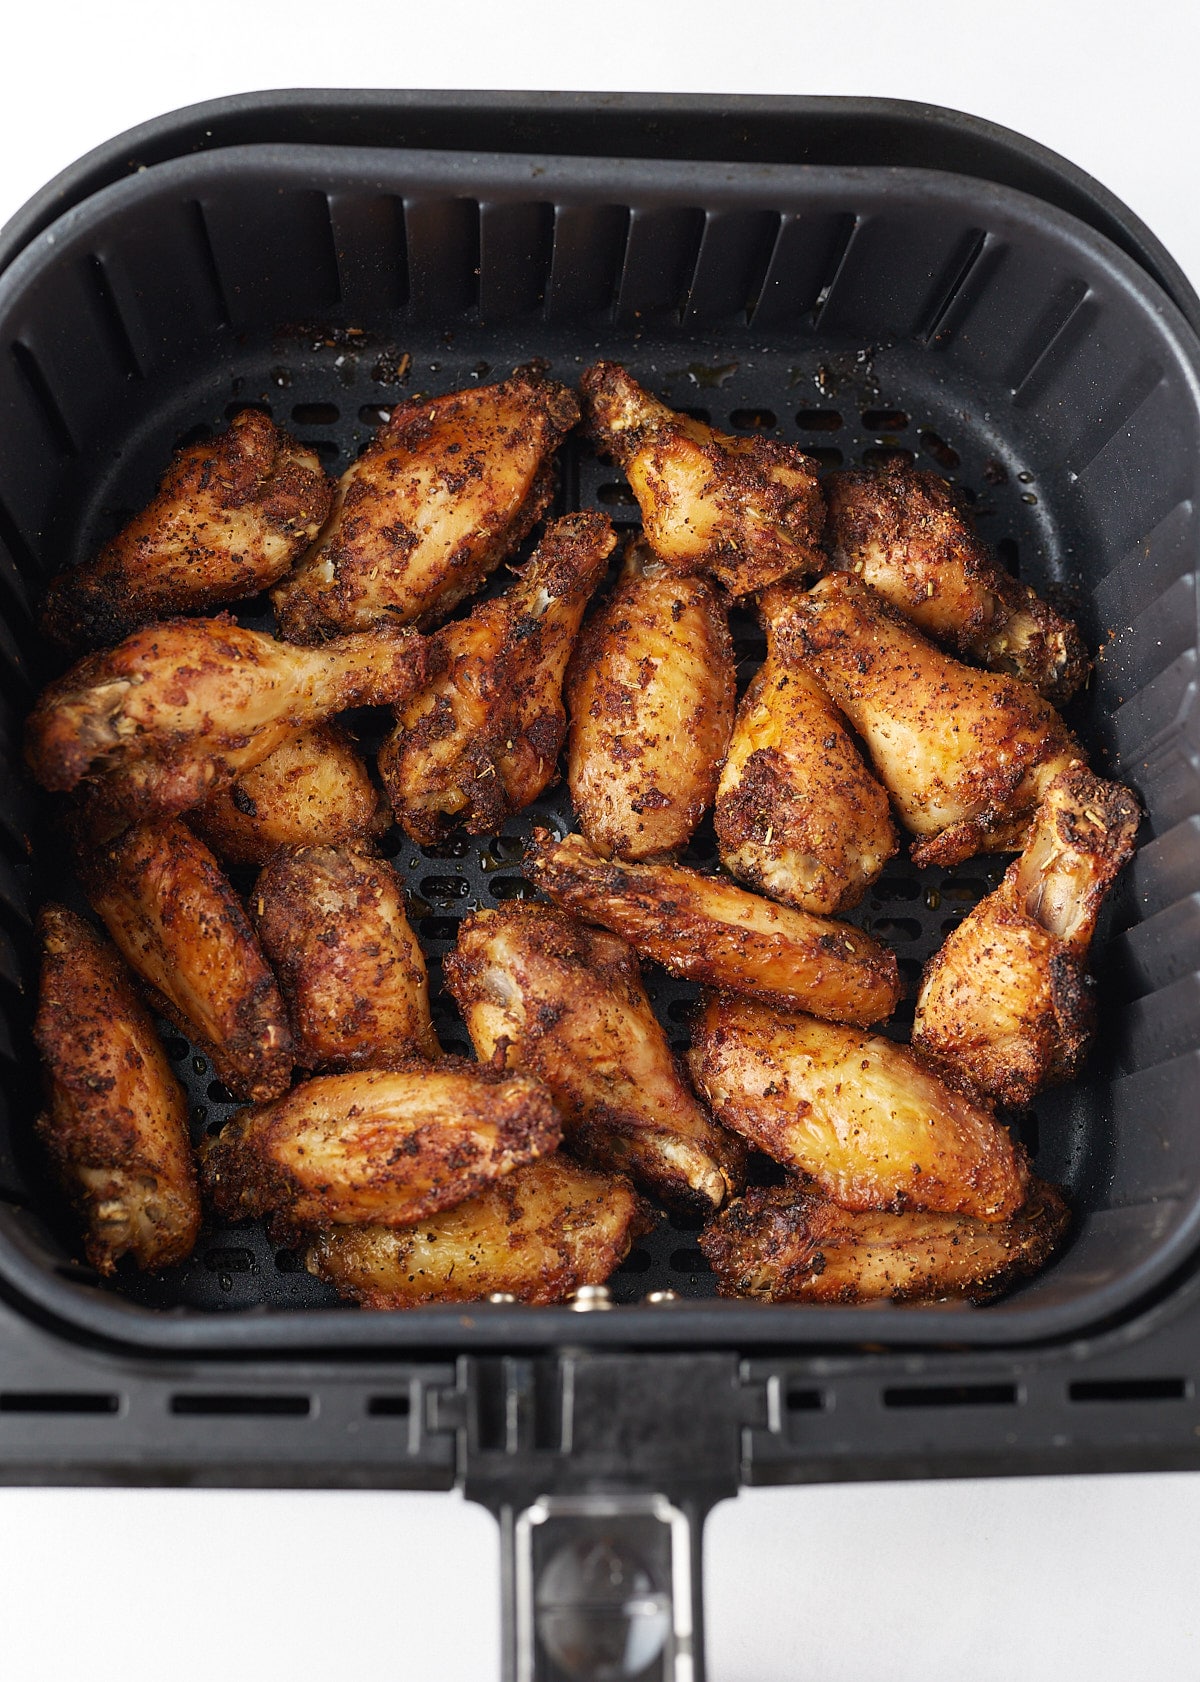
left=403, top=196, right=479, bottom=320
left=811, top=210, right=993, bottom=339
left=682, top=209, right=780, bottom=325
left=615, top=205, right=705, bottom=323
left=198, top=186, right=341, bottom=326
left=93, top=202, right=232, bottom=370
left=544, top=203, right=630, bottom=322
left=326, top=192, right=408, bottom=317
left=478, top=201, right=554, bottom=321
left=749, top=211, right=857, bottom=328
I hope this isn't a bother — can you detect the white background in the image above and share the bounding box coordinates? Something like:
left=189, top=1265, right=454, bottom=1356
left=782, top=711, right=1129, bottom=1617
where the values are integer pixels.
left=2, top=2, right=1199, bottom=1677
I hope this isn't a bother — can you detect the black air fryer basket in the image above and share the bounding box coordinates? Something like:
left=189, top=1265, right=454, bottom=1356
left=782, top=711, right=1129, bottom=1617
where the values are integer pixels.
left=1, top=92, right=1199, bottom=1680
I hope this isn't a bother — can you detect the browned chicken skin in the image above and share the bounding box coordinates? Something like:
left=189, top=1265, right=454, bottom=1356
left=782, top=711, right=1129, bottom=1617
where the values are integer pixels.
left=581, top=362, right=826, bottom=595
left=33, top=905, right=202, bottom=1274
left=379, top=512, right=615, bottom=843
left=523, top=829, right=901, bottom=1027
left=40, top=410, right=332, bottom=648
left=566, top=535, right=735, bottom=859
left=914, top=767, right=1139, bottom=1105
left=273, top=367, right=579, bottom=641
left=80, top=818, right=293, bottom=1102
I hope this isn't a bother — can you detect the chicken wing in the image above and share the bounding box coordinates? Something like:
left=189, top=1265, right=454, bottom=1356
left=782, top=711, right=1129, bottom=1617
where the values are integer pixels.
left=273, top=367, right=579, bottom=641
left=199, top=1063, right=560, bottom=1237
left=688, top=992, right=1028, bottom=1221
left=41, top=409, right=332, bottom=648
left=306, top=1154, right=652, bottom=1308
left=379, top=512, right=615, bottom=842
left=444, top=902, right=744, bottom=1214
left=825, top=462, right=1088, bottom=702
left=789, top=573, right=1079, bottom=867
left=714, top=584, right=897, bottom=912
left=580, top=362, right=825, bottom=595
left=33, top=904, right=201, bottom=1274
left=522, top=830, right=901, bottom=1027
left=80, top=818, right=292, bottom=1102
left=698, top=1177, right=1069, bottom=1303
left=914, top=766, right=1139, bottom=1105
left=566, top=535, right=735, bottom=859
left=252, top=844, right=439, bottom=1069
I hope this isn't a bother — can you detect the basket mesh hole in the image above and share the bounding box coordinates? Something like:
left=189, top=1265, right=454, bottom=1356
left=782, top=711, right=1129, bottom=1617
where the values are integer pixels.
left=861, top=408, right=909, bottom=432
left=729, top=407, right=777, bottom=431
left=795, top=408, right=843, bottom=430
left=291, top=402, right=340, bottom=425
left=920, top=428, right=961, bottom=470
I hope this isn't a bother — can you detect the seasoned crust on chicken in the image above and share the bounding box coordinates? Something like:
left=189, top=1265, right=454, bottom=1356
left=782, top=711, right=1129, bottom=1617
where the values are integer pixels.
left=40, top=410, right=332, bottom=648
left=380, top=512, right=615, bottom=843
left=714, top=585, right=897, bottom=912
left=445, top=902, right=744, bottom=1215
left=914, top=767, right=1139, bottom=1105
left=306, top=1154, right=653, bottom=1308
left=523, top=830, right=901, bottom=1028
left=825, top=463, right=1088, bottom=702
left=699, top=1178, right=1069, bottom=1303
left=33, top=905, right=201, bottom=1273
left=273, top=367, right=580, bottom=641
left=789, top=573, right=1079, bottom=867
left=253, top=844, right=439, bottom=1070
left=80, top=818, right=292, bottom=1102
left=566, top=535, right=735, bottom=859
left=199, top=1063, right=561, bottom=1238
left=688, top=992, right=1028, bottom=1221
left=580, top=362, right=825, bottom=595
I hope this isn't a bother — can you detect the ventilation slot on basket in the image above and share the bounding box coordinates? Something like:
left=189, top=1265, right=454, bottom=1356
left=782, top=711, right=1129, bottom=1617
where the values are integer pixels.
left=1068, top=1377, right=1188, bottom=1403
left=366, top=1394, right=412, bottom=1417
left=784, top=1385, right=824, bottom=1413
left=883, top=1383, right=1018, bottom=1409
left=1008, top=280, right=1091, bottom=404
left=0, top=1392, right=119, bottom=1415
left=86, top=254, right=143, bottom=381
left=810, top=216, right=863, bottom=327
left=919, top=228, right=988, bottom=347
left=170, top=1393, right=312, bottom=1417
left=10, top=341, right=76, bottom=456
left=187, top=200, right=231, bottom=329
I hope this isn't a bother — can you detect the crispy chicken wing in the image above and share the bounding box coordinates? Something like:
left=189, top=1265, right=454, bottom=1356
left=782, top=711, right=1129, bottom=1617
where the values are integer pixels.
left=825, top=463, right=1088, bottom=701
left=306, top=1154, right=652, bottom=1308
left=40, top=409, right=332, bottom=648
left=714, top=585, right=897, bottom=912
left=688, top=992, right=1028, bottom=1221
left=523, top=830, right=901, bottom=1027
left=252, top=844, right=439, bottom=1070
left=379, top=512, right=615, bottom=842
left=789, top=573, right=1079, bottom=867
left=273, top=367, right=579, bottom=641
left=444, top=902, right=744, bottom=1214
left=580, top=362, right=825, bottom=595
left=33, top=905, right=201, bottom=1274
left=80, top=818, right=292, bottom=1102
left=914, top=767, right=1139, bottom=1105
left=566, top=535, right=735, bottom=859
left=199, top=1063, right=560, bottom=1238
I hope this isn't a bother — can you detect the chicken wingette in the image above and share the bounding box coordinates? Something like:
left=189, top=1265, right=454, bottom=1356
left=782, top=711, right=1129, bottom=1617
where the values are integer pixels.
left=688, top=992, right=1028, bottom=1221
left=80, top=818, right=292, bottom=1102
left=199, top=1063, right=560, bottom=1238
left=714, top=584, right=897, bottom=912
left=253, top=844, right=439, bottom=1069
left=825, top=462, right=1088, bottom=702
left=379, top=512, right=615, bottom=842
left=444, top=902, right=744, bottom=1214
left=580, top=361, right=825, bottom=595
left=522, top=830, right=901, bottom=1027
left=914, top=766, right=1139, bottom=1105
left=566, top=535, right=735, bottom=859
left=33, top=905, right=202, bottom=1274
left=789, top=573, right=1079, bottom=867
left=40, top=409, right=332, bottom=647
left=273, top=367, right=579, bottom=641
left=306, top=1155, right=652, bottom=1308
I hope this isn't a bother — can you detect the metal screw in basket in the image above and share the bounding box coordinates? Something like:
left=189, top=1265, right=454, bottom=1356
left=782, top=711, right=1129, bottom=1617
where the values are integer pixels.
left=568, top=1284, right=613, bottom=1312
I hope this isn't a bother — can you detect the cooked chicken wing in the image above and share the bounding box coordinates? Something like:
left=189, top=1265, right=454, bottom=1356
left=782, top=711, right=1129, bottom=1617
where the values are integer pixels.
left=699, top=1177, right=1069, bottom=1303
left=80, top=818, right=292, bottom=1102
left=714, top=585, right=897, bottom=912
left=825, top=463, right=1088, bottom=702
left=566, top=535, right=735, bottom=859
left=252, top=844, right=438, bottom=1069
left=789, top=573, right=1079, bottom=867
left=580, top=362, right=825, bottom=595
left=33, top=905, right=201, bottom=1274
left=199, top=1063, right=560, bottom=1238
left=914, top=766, right=1139, bottom=1105
left=688, top=992, right=1028, bottom=1221
left=379, top=512, right=614, bottom=842
left=306, top=1154, right=652, bottom=1308
left=444, top=902, right=744, bottom=1214
left=522, top=830, right=901, bottom=1027
left=41, top=410, right=332, bottom=648
left=273, top=367, right=579, bottom=641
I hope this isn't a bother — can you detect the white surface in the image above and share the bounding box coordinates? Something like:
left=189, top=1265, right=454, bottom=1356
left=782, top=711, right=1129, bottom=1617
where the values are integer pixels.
left=2, top=3, right=1199, bottom=1678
